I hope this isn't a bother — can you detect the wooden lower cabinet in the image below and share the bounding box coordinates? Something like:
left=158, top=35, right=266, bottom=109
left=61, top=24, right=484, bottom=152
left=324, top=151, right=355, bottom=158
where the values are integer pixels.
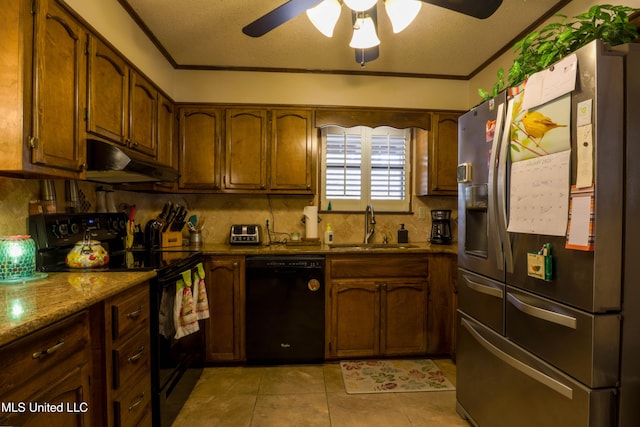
left=92, top=281, right=152, bottom=427
left=204, top=256, right=245, bottom=362
left=326, top=254, right=429, bottom=359
left=426, top=253, right=458, bottom=358
left=0, top=310, right=92, bottom=427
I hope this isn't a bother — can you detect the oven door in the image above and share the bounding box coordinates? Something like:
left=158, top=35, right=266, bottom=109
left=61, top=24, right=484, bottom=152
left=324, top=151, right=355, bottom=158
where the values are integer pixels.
left=151, top=255, right=205, bottom=427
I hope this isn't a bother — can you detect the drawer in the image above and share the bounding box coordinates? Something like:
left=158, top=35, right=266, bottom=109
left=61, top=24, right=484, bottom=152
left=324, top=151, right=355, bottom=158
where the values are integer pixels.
left=457, top=314, right=616, bottom=427
left=458, top=268, right=505, bottom=335
left=506, top=286, right=620, bottom=388
left=329, top=254, right=427, bottom=278
left=113, top=371, right=151, bottom=427
left=0, top=310, right=90, bottom=394
left=112, top=327, right=151, bottom=390
left=111, top=284, right=149, bottom=342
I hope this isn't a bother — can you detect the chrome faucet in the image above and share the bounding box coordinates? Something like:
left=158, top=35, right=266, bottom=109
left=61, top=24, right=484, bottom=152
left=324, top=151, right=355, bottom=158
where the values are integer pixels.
left=364, top=203, right=376, bottom=244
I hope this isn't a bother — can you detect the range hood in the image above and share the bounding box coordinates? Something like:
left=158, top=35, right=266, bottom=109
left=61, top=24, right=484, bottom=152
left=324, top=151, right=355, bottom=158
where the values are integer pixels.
left=86, top=139, right=180, bottom=184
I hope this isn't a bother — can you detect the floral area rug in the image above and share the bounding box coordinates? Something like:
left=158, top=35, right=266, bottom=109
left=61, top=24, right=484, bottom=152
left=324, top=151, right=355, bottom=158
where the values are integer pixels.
left=340, top=359, right=455, bottom=394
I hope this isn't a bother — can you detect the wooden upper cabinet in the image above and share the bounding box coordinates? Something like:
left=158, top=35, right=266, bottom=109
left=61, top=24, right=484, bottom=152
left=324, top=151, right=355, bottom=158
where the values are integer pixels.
left=157, top=93, right=176, bottom=169
left=224, top=108, right=268, bottom=191
left=415, top=112, right=460, bottom=196
left=87, top=36, right=157, bottom=159
left=129, top=71, right=157, bottom=157
left=223, top=107, right=315, bottom=193
left=270, top=109, right=315, bottom=192
left=179, top=107, right=223, bottom=189
left=31, top=0, right=87, bottom=173
left=87, top=36, right=128, bottom=145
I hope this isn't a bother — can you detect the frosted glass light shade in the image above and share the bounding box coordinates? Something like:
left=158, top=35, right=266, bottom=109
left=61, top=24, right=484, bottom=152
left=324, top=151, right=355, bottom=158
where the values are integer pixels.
left=349, top=16, right=380, bottom=48
left=306, top=0, right=342, bottom=37
left=344, top=0, right=377, bottom=12
left=384, top=0, right=422, bottom=33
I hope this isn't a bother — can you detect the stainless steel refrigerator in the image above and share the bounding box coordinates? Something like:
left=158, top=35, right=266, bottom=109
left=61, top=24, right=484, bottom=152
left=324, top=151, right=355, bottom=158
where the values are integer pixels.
left=455, top=40, right=640, bottom=427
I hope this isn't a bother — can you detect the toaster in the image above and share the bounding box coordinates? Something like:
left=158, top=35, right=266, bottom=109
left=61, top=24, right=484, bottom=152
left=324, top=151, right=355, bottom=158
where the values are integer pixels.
left=229, top=224, right=262, bottom=245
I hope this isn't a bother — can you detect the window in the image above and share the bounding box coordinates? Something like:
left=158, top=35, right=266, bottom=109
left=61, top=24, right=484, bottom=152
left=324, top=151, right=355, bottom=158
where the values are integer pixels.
left=321, top=126, right=411, bottom=212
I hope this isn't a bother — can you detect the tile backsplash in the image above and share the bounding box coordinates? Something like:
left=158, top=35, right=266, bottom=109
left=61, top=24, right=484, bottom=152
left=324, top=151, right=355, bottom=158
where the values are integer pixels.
left=0, top=176, right=457, bottom=245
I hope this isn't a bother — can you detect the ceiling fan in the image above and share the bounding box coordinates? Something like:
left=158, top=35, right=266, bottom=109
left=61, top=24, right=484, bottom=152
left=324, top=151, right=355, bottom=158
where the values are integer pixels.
left=242, top=0, right=503, bottom=65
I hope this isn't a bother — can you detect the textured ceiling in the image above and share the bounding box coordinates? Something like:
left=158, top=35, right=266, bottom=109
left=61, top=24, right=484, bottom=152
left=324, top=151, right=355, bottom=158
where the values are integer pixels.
left=121, top=0, right=570, bottom=78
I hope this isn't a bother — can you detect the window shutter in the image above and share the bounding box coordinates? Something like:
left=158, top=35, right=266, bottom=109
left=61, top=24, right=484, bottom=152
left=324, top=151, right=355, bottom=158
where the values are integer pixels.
left=371, top=133, right=407, bottom=201
left=325, top=131, right=362, bottom=200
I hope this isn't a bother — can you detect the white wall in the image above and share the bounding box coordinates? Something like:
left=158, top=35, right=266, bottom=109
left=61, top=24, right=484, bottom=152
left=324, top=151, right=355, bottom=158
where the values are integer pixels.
left=62, top=0, right=469, bottom=110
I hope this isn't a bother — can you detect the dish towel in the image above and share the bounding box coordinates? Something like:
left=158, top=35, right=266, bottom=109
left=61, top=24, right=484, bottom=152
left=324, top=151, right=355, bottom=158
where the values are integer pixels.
left=174, top=269, right=199, bottom=339
left=193, top=263, right=210, bottom=320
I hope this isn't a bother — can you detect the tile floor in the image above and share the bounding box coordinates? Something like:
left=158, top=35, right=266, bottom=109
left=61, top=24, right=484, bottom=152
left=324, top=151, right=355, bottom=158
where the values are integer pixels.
left=173, top=358, right=470, bottom=427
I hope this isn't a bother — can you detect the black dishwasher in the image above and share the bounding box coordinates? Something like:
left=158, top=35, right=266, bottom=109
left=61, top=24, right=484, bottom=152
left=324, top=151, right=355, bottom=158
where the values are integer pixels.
left=245, top=255, right=325, bottom=364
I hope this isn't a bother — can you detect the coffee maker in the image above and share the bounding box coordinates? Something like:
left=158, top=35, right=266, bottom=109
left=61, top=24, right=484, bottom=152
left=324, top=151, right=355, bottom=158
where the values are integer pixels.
left=429, top=209, right=452, bottom=244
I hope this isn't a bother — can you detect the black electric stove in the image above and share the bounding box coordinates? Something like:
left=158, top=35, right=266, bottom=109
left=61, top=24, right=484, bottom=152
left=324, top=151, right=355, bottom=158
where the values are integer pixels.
left=28, top=212, right=205, bottom=427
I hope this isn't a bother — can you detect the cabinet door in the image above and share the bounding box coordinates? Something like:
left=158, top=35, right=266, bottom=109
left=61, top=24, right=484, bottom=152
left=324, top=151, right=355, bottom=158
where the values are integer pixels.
left=329, top=280, right=380, bottom=358
left=179, top=107, right=222, bottom=189
left=415, top=112, right=459, bottom=196
left=225, top=108, right=268, bottom=190
left=129, top=71, right=157, bottom=157
left=270, top=109, right=315, bottom=192
left=87, top=35, right=128, bottom=145
left=381, top=279, right=428, bottom=356
left=204, top=256, right=245, bottom=361
left=31, top=0, right=86, bottom=173
left=426, top=253, right=457, bottom=356
left=157, top=93, right=176, bottom=169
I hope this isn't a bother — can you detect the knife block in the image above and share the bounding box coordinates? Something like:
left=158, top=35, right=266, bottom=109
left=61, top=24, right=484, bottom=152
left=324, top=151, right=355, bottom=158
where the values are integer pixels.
left=161, top=231, right=182, bottom=248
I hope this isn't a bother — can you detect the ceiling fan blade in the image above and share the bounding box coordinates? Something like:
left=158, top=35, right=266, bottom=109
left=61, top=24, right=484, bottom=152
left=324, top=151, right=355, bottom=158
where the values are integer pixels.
left=243, top=0, right=323, bottom=37
left=420, top=0, right=503, bottom=19
left=352, top=6, right=379, bottom=65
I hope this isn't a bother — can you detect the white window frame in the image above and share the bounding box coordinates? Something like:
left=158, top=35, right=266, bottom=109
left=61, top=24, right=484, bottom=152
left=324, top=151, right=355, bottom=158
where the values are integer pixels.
left=320, top=125, right=411, bottom=212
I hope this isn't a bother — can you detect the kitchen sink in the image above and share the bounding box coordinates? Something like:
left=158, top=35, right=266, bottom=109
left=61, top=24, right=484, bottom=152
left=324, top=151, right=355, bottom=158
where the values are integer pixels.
left=328, top=243, right=419, bottom=250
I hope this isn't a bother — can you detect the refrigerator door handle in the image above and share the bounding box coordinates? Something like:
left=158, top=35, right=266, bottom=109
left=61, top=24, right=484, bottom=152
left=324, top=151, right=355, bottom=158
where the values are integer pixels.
left=507, top=293, right=578, bottom=329
left=462, top=274, right=503, bottom=299
left=487, top=102, right=505, bottom=271
left=461, top=318, right=574, bottom=399
left=496, top=100, right=514, bottom=273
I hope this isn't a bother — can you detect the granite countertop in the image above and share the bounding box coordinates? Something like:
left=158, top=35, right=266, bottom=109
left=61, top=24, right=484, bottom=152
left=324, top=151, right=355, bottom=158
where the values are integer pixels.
left=184, top=241, right=458, bottom=256
left=0, top=270, right=156, bottom=347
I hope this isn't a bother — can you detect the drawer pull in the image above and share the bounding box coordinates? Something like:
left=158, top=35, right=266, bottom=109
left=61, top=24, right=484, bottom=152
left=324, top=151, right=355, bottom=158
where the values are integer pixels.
left=128, top=346, right=145, bottom=363
left=129, top=392, right=145, bottom=412
left=462, top=275, right=503, bottom=299
left=507, top=293, right=577, bottom=329
left=127, top=306, right=144, bottom=319
left=32, top=339, right=65, bottom=359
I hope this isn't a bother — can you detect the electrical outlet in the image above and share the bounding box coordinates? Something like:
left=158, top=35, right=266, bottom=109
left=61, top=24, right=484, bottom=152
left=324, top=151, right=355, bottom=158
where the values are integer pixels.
left=418, top=207, right=427, bottom=220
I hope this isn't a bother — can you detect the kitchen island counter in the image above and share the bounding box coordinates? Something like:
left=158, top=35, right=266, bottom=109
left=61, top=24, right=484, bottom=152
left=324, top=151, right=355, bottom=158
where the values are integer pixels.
left=0, top=271, right=156, bottom=347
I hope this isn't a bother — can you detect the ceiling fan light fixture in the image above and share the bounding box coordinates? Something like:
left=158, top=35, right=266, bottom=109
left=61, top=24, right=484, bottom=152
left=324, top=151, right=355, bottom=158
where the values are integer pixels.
left=306, top=0, right=342, bottom=37
left=343, top=0, right=377, bottom=12
left=384, top=0, right=422, bottom=33
left=349, top=16, right=380, bottom=49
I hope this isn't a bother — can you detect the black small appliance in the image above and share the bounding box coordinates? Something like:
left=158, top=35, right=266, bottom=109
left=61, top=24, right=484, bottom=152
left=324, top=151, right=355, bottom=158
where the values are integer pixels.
left=430, top=209, right=452, bottom=245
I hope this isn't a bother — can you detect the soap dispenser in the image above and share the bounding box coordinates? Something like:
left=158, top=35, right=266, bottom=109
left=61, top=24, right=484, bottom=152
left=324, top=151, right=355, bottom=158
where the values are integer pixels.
left=324, top=224, right=334, bottom=244
left=397, top=224, right=408, bottom=243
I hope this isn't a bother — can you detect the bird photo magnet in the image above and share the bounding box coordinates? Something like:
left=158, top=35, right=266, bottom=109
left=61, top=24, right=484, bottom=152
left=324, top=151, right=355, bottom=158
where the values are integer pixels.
left=508, top=91, right=571, bottom=163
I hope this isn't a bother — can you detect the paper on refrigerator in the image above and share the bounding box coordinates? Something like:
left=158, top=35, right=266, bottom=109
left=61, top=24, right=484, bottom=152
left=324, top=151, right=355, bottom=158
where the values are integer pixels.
left=507, top=150, right=571, bottom=236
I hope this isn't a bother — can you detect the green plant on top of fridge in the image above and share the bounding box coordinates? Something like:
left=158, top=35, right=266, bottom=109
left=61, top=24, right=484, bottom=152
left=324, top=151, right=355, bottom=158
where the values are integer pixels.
left=479, top=4, right=640, bottom=102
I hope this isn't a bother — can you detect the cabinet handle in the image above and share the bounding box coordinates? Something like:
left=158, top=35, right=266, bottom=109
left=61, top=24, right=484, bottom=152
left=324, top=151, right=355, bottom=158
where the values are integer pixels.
left=232, top=262, right=238, bottom=267
left=127, top=305, right=144, bottom=319
left=128, top=392, right=145, bottom=412
left=32, top=339, right=65, bottom=359
left=128, top=346, right=145, bottom=363
left=131, top=140, right=139, bottom=147
left=79, top=162, right=87, bottom=171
